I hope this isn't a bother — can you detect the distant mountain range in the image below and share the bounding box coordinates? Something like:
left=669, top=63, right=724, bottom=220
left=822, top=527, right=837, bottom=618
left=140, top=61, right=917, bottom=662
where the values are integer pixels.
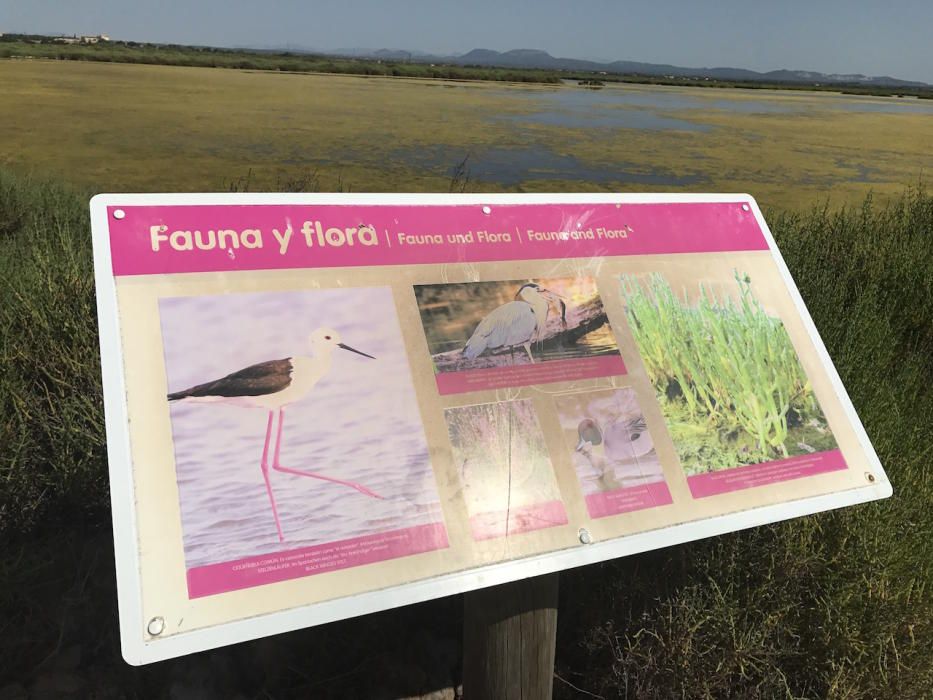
left=326, top=47, right=929, bottom=88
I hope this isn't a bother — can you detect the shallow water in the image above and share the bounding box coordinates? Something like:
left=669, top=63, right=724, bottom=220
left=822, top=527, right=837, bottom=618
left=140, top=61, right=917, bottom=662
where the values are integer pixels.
left=504, top=83, right=933, bottom=127
left=399, top=83, right=933, bottom=188
left=396, top=144, right=701, bottom=186
left=160, top=287, right=444, bottom=569
left=534, top=325, right=621, bottom=363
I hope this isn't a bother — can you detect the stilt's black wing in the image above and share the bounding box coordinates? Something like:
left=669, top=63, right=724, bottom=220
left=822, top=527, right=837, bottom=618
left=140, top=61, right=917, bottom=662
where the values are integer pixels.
left=167, top=358, right=293, bottom=400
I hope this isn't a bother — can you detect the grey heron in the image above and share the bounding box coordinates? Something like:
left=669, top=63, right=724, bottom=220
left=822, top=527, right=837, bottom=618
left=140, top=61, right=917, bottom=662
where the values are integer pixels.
left=462, top=282, right=565, bottom=364
left=167, top=327, right=381, bottom=542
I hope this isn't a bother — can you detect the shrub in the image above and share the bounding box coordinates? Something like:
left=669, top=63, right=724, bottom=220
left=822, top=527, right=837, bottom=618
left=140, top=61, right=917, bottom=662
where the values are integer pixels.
left=0, top=171, right=106, bottom=534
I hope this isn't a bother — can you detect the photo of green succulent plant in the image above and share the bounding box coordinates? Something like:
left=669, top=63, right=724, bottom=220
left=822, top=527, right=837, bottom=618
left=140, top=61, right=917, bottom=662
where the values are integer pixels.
left=621, top=270, right=838, bottom=475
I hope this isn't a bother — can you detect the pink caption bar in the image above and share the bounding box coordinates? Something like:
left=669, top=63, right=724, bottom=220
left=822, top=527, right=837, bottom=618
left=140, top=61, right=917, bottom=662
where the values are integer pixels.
left=187, top=522, right=449, bottom=598
left=436, top=355, right=627, bottom=394
left=585, top=481, right=674, bottom=519
left=107, top=202, right=769, bottom=276
left=688, top=449, right=848, bottom=498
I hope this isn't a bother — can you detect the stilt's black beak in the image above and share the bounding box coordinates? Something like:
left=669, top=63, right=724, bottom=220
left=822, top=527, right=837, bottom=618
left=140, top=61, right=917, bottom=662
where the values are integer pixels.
left=338, top=343, right=375, bottom=359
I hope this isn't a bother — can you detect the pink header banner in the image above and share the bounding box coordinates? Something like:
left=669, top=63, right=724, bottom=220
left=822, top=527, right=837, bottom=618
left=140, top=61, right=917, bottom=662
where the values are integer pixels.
left=107, top=201, right=768, bottom=276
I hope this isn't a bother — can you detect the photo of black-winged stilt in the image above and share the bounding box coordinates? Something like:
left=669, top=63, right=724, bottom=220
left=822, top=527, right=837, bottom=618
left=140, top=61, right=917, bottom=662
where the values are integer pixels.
left=167, top=327, right=380, bottom=542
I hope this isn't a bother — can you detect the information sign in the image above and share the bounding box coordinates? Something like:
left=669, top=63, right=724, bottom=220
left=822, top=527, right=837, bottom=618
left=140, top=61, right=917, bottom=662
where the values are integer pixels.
left=90, top=194, right=891, bottom=664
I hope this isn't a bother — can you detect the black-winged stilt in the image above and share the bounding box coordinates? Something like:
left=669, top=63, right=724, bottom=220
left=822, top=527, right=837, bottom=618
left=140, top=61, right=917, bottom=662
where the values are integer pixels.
left=168, top=327, right=380, bottom=542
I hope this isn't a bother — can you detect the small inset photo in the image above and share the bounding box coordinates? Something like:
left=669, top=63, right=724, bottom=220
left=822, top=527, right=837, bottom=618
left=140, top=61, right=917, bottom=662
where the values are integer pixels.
left=444, top=399, right=568, bottom=540
left=555, top=388, right=673, bottom=518
left=414, top=277, right=626, bottom=394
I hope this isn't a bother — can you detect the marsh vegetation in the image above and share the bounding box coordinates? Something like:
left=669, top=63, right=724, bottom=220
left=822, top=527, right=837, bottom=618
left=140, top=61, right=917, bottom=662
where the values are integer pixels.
left=1, top=60, right=930, bottom=209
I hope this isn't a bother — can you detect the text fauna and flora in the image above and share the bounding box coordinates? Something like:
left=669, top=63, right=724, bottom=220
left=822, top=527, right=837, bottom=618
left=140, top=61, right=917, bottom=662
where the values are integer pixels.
left=148, top=222, right=632, bottom=254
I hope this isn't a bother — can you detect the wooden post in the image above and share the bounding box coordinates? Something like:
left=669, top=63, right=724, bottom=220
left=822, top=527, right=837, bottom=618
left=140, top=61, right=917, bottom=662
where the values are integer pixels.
left=462, top=573, right=559, bottom=699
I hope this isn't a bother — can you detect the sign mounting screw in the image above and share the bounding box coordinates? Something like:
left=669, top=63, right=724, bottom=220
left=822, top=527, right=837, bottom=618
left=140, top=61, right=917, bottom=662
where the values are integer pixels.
left=482, top=206, right=491, bottom=215
left=113, top=209, right=126, bottom=220
left=578, top=528, right=593, bottom=545
left=147, top=616, right=165, bottom=636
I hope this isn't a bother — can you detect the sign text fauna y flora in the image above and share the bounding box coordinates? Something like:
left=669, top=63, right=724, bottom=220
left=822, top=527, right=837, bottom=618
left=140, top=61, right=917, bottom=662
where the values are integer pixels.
left=150, top=221, right=380, bottom=256
left=148, top=220, right=634, bottom=256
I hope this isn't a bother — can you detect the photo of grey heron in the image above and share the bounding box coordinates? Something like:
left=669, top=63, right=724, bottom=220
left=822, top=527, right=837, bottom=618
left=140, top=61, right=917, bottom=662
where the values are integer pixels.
left=462, top=282, right=565, bottom=364
left=413, top=276, right=621, bottom=373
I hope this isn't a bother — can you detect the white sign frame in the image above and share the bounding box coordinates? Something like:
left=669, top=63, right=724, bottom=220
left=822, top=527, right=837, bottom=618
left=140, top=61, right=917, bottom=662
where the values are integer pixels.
left=90, top=192, right=891, bottom=665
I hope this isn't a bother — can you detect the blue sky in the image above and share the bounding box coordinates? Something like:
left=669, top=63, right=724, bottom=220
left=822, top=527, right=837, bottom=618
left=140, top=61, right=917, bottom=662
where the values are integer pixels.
left=2, top=1, right=931, bottom=82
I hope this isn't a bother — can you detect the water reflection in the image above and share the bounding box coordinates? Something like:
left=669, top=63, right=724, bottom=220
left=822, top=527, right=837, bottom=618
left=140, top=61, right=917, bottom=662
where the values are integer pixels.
left=396, top=144, right=702, bottom=186
left=501, top=82, right=933, bottom=122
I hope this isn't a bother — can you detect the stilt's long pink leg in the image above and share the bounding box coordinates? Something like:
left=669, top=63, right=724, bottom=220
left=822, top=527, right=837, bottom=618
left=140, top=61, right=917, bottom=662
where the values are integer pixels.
left=272, top=408, right=384, bottom=499
left=260, top=410, right=285, bottom=542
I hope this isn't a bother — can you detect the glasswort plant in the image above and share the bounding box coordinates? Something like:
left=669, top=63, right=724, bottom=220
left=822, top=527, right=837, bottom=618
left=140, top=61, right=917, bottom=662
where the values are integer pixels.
left=621, top=271, right=833, bottom=466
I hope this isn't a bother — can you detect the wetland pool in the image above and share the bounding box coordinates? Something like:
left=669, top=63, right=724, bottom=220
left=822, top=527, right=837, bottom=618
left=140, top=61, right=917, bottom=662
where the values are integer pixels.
left=1, top=60, right=930, bottom=208
left=475, top=80, right=933, bottom=133
left=396, top=144, right=703, bottom=186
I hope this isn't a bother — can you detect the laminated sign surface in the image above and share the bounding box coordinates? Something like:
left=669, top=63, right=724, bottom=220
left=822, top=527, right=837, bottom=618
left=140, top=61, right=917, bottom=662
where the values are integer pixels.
left=90, top=193, right=890, bottom=664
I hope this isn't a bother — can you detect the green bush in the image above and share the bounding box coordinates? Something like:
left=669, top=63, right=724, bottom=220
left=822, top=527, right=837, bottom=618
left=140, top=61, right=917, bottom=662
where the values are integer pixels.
left=0, top=171, right=106, bottom=534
